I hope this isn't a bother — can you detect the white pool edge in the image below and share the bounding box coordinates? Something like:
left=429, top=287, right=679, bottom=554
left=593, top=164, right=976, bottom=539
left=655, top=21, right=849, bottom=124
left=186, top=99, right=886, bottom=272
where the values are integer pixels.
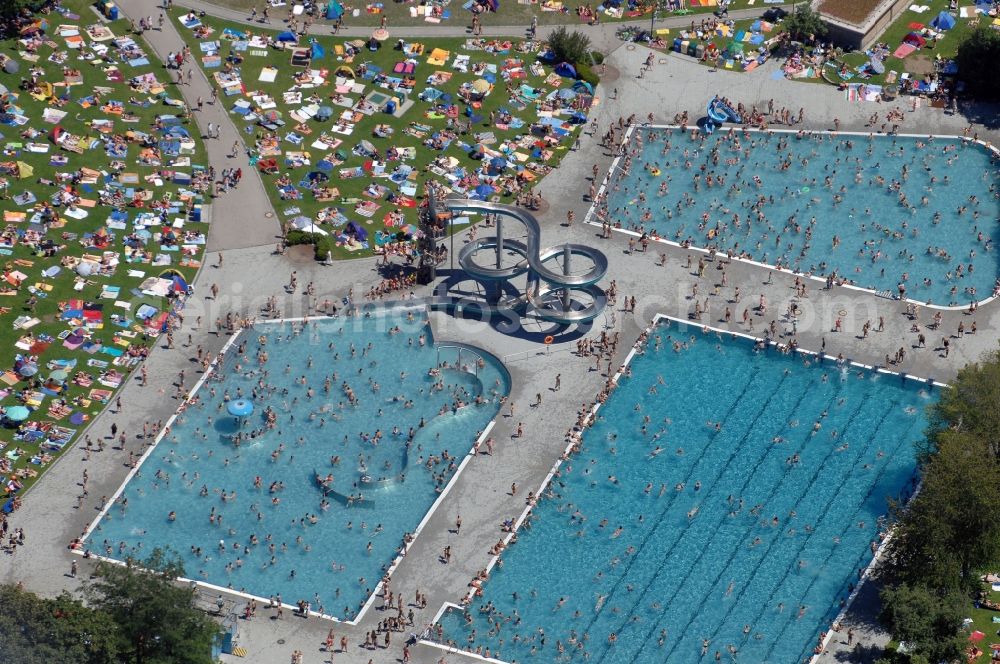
left=421, top=312, right=942, bottom=663
left=585, top=123, right=1000, bottom=312
left=76, top=309, right=510, bottom=627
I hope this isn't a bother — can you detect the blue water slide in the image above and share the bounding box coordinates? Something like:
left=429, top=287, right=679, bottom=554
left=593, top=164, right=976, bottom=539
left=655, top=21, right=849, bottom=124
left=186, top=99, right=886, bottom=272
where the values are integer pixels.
left=707, top=97, right=742, bottom=124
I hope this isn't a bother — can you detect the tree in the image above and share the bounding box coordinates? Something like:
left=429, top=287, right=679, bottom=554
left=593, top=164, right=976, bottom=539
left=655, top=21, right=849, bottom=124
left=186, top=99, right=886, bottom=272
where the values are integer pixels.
left=0, top=584, right=119, bottom=664
left=781, top=6, right=828, bottom=43
left=85, top=549, right=221, bottom=664
left=956, top=28, right=1000, bottom=100
left=928, top=348, right=1000, bottom=458
left=0, top=0, right=34, bottom=20
left=878, top=583, right=966, bottom=663
left=547, top=26, right=592, bottom=65
left=879, top=429, right=1000, bottom=593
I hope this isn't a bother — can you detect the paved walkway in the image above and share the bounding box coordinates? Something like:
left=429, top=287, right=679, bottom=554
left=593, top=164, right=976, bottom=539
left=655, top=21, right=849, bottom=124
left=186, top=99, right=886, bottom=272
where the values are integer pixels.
left=132, top=0, right=283, bottom=250
left=171, top=0, right=772, bottom=52
left=4, top=6, right=1000, bottom=664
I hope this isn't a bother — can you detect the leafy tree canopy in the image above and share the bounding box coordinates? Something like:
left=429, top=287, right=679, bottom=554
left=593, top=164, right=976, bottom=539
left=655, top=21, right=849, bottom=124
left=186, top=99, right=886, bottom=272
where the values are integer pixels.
left=85, top=549, right=221, bottom=664
left=782, top=6, right=829, bottom=43
left=0, top=584, right=119, bottom=664
left=878, top=583, right=966, bottom=663
left=547, top=26, right=593, bottom=66
left=955, top=28, right=1000, bottom=101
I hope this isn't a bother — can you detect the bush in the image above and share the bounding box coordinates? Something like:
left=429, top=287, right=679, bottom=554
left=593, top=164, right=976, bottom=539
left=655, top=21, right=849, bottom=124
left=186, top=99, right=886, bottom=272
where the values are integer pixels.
left=575, top=62, right=600, bottom=87
left=314, top=235, right=334, bottom=261
left=284, top=230, right=314, bottom=246
left=548, top=26, right=592, bottom=65
left=956, top=28, right=1000, bottom=100
left=589, top=50, right=605, bottom=65
left=782, top=6, right=828, bottom=43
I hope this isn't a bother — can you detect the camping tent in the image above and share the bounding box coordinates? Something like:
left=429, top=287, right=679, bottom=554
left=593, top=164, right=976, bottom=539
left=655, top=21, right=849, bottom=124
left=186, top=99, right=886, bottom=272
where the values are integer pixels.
left=15, top=161, right=32, bottom=179
left=931, top=11, right=956, bottom=29
left=276, top=31, right=298, bottom=43
left=326, top=0, right=344, bottom=19
left=903, top=32, right=927, bottom=47
left=310, top=40, right=326, bottom=59
left=345, top=221, right=368, bottom=242
left=554, top=62, right=578, bottom=78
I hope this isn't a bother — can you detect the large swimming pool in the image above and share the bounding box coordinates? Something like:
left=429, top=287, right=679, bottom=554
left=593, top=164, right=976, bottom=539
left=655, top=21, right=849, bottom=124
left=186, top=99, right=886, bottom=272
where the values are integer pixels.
left=600, top=128, right=999, bottom=306
left=436, top=319, right=932, bottom=663
left=87, top=310, right=508, bottom=619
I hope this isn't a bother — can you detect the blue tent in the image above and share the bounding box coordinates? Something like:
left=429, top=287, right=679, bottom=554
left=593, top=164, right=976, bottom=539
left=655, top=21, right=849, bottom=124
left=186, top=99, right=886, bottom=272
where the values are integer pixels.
left=345, top=221, right=368, bottom=242
left=931, top=10, right=955, bottom=29
left=311, top=40, right=325, bottom=59
left=326, top=0, right=344, bottom=19
left=554, top=61, right=577, bottom=78
left=170, top=273, right=189, bottom=293
left=276, top=30, right=297, bottom=42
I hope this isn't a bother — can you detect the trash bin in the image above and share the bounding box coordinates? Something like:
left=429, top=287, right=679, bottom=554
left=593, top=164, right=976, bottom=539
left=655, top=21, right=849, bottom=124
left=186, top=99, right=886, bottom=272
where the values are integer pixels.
left=673, top=37, right=683, bottom=52
left=696, top=43, right=706, bottom=59
left=687, top=42, right=699, bottom=57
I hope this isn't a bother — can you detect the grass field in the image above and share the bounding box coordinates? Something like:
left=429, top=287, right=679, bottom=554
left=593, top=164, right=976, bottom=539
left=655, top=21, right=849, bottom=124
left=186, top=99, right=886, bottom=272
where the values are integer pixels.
left=193, top=0, right=786, bottom=29
left=826, top=0, right=971, bottom=88
left=171, top=7, right=594, bottom=259
left=0, top=0, right=209, bottom=499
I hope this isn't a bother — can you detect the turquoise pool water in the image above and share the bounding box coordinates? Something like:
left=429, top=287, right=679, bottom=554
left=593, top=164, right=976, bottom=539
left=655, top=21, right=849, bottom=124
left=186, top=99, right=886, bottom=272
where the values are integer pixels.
left=602, top=128, right=1000, bottom=306
left=88, top=311, right=508, bottom=619
left=438, top=320, right=931, bottom=663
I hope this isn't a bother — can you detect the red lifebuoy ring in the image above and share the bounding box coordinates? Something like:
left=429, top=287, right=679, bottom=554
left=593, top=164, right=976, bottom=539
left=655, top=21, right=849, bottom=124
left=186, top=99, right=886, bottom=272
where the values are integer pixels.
left=544, top=335, right=554, bottom=345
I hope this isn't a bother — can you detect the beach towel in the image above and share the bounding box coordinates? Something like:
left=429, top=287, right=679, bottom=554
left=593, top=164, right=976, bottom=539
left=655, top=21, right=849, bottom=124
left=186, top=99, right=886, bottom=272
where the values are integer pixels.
left=893, top=43, right=918, bottom=58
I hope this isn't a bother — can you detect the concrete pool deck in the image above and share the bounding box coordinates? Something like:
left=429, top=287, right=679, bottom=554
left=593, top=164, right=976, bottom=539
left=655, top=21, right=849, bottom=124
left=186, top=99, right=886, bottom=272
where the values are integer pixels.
left=3, top=6, right=1000, bottom=663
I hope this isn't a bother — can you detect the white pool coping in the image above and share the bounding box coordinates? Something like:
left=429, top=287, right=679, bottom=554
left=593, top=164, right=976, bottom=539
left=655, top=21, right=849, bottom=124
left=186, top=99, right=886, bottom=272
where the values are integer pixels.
left=75, top=309, right=509, bottom=627
left=420, top=313, right=941, bottom=664
left=585, top=123, right=1000, bottom=312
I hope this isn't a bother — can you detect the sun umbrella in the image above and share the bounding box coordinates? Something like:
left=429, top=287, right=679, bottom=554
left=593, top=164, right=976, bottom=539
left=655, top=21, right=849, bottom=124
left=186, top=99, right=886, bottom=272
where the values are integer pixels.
left=18, top=364, right=37, bottom=377
left=262, top=110, right=283, bottom=122
left=227, top=399, right=254, bottom=417
left=49, top=369, right=68, bottom=382
left=472, top=79, right=492, bottom=94
left=372, top=28, right=390, bottom=41
left=474, top=183, right=495, bottom=198
left=357, top=139, right=376, bottom=154
left=349, top=39, right=365, bottom=48
left=557, top=88, right=577, bottom=100
left=869, top=56, right=885, bottom=74
left=5, top=406, right=30, bottom=422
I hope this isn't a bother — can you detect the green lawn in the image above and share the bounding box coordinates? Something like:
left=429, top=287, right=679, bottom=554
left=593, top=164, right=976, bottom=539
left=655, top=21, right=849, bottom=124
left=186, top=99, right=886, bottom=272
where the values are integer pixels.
left=0, top=0, right=209, bottom=498
left=967, top=584, right=1000, bottom=663
left=171, top=8, right=593, bottom=259
left=197, top=0, right=786, bottom=29
left=827, top=0, right=971, bottom=88
left=651, top=17, right=772, bottom=72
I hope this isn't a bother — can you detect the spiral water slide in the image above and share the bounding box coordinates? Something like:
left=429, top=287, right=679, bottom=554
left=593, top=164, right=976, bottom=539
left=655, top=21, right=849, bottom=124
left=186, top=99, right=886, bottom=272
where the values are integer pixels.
left=442, top=198, right=608, bottom=323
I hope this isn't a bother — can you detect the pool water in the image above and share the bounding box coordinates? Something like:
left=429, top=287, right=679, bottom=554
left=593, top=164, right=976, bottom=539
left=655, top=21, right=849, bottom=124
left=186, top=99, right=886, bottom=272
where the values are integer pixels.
left=439, top=320, right=932, bottom=663
left=88, top=311, right=508, bottom=619
left=603, top=128, right=1000, bottom=305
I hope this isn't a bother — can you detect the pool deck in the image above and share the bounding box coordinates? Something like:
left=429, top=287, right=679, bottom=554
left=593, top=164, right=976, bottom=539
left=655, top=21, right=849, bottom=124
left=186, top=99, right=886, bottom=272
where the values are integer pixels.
left=4, top=6, right=1000, bottom=663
